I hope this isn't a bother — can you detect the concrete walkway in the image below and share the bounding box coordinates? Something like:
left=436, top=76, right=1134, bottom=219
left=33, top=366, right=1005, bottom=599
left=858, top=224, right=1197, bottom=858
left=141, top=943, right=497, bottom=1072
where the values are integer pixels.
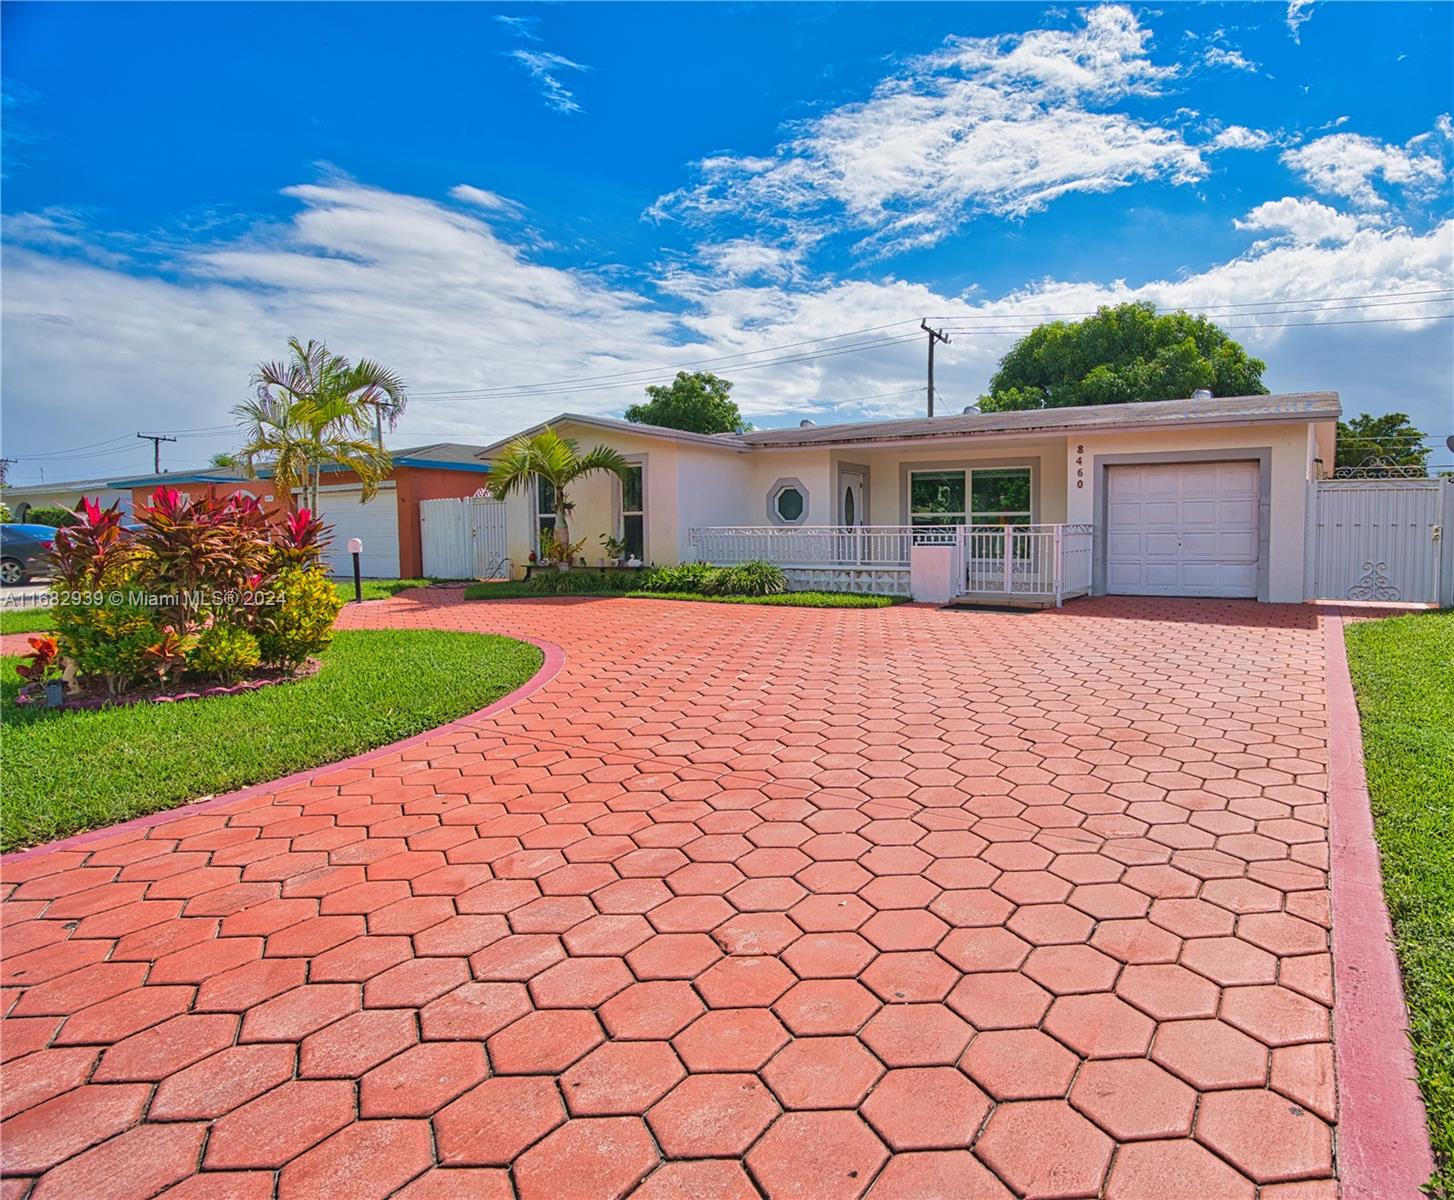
left=1, top=594, right=1340, bottom=1198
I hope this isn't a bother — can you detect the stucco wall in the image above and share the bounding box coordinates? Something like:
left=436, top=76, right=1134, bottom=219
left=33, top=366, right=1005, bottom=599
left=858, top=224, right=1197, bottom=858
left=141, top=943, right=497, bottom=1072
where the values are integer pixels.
left=1066, top=422, right=1316, bottom=603
left=825, top=438, right=1069, bottom=525
left=6, top=486, right=132, bottom=520
left=393, top=467, right=490, bottom=578
left=491, top=422, right=750, bottom=574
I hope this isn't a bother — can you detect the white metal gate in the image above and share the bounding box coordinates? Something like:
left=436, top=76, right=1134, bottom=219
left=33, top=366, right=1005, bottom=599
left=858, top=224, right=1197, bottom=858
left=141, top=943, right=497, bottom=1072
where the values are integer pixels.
left=1308, top=479, right=1449, bottom=604
left=420, top=496, right=509, bottom=580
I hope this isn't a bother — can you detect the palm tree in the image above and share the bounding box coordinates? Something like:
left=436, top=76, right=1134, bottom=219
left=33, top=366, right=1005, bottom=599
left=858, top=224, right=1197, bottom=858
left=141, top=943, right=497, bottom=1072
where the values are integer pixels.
left=486, top=427, right=632, bottom=551
left=234, top=339, right=403, bottom=510
left=209, top=452, right=239, bottom=469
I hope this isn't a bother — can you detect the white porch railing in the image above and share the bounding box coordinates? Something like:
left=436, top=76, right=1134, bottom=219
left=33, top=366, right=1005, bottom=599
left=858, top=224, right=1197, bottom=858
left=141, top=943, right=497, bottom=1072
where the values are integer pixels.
left=688, top=523, right=1095, bottom=604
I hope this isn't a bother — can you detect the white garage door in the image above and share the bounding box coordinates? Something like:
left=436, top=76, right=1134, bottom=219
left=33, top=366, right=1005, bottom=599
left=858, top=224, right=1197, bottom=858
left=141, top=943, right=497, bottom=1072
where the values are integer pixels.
left=1106, top=462, right=1260, bottom=598
left=316, top=487, right=401, bottom=578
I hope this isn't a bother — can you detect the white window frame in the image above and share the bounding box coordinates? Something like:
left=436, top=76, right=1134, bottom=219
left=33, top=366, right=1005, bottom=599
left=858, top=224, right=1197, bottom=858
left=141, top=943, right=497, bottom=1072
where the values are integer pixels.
left=615, top=457, right=647, bottom=562
left=907, top=465, right=1035, bottom=526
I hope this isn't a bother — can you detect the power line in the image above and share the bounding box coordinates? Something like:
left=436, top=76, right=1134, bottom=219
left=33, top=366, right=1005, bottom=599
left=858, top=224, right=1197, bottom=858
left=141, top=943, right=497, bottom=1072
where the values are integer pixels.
left=407, top=294, right=1452, bottom=404
left=413, top=319, right=924, bottom=397
left=137, top=433, right=178, bottom=473
left=923, top=286, right=1453, bottom=321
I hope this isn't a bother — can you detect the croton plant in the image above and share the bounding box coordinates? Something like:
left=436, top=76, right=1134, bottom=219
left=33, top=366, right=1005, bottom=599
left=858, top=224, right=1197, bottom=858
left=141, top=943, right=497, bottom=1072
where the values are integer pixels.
left=24, top=488, right=344, bottom=702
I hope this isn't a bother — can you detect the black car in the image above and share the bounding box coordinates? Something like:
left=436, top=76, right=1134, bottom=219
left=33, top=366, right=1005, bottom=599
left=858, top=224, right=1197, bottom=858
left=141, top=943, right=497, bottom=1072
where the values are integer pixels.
left=0, top=524, right=57, bottom=585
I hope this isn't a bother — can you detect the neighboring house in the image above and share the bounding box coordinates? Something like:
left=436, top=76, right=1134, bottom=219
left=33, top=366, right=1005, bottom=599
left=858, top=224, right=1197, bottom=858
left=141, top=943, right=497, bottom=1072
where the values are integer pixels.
left=477, top=392, right=1341, bottom=604
left=111, top=443, right=490, bottom=578
left=1, top=477, right=133, bottom=522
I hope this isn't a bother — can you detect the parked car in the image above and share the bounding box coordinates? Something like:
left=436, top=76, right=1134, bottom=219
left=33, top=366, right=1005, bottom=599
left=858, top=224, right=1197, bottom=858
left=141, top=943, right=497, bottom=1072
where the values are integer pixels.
left=0, top=524, right=57, bottom=585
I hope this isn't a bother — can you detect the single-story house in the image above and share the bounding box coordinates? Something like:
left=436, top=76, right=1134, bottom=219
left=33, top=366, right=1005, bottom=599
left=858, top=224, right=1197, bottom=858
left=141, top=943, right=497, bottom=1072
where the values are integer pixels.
left=477, top=392, right=1341, bottom=604
left=112, top=442, right=491, bottom=578
left=2, top=477, right=134, bottom=522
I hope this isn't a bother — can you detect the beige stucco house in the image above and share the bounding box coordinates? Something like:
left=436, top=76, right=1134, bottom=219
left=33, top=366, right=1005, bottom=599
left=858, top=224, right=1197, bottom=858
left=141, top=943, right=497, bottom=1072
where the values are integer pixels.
left=478, top=392, right=1341, bottom=604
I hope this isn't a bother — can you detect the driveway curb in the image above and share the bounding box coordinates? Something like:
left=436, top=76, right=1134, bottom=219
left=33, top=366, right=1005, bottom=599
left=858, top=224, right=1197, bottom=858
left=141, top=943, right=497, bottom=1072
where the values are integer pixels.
left=1, top=634, right=566, bottom=865
left=1324, top=611, right=1435, bottom=1198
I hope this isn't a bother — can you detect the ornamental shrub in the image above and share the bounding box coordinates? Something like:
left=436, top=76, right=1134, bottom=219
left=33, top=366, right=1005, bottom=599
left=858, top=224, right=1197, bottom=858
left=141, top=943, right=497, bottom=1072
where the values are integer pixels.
left=55, top=597, right=161, bottom=698
left=191, top=623, right=262, bottom=684
left=707, top=560, right=787, bottom=596
left=255, top=564, right=344, bottom=669
left=524, top=569, right=637, bottom=595
left=19, top=504, right=78, bottom=528
left=41, top=490, right=345, bottom=697
left=637, top=561, right=719, bottom=594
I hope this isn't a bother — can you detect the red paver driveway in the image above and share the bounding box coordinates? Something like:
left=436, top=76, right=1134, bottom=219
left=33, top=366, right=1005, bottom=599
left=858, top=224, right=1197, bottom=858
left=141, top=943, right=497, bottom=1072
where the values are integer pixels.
left=1, top=594, right=1339, bottom=1199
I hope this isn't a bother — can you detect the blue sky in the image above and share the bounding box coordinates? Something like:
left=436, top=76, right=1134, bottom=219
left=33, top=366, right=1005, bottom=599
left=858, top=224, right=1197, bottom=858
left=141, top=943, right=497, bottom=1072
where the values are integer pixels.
left=2, top=2, right=1451, bottom=484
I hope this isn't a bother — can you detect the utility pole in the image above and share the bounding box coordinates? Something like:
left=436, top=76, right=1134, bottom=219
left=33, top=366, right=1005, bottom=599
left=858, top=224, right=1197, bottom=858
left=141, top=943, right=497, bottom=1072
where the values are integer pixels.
left=920, top=320, right=951, bottom=417
left=137, top=433, right=178, bottom=473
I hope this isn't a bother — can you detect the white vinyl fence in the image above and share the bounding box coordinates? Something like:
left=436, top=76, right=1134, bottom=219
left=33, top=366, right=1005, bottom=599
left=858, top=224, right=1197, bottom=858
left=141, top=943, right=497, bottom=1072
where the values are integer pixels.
left=420, top=496, right=510, bottom=580
left=1306, top=478, right=1451, bottom=605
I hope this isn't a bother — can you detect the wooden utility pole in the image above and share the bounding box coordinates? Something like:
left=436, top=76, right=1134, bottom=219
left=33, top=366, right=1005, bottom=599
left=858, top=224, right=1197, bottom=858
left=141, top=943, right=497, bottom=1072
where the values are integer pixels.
left=920, top=320, right=951, bottom=417
left=137, top=433, right=178, bottom=473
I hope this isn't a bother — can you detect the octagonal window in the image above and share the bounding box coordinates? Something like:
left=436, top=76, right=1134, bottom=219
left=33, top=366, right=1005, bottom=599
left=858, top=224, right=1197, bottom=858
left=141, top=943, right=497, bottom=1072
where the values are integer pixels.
left=768, top=479, right=809, bottom=525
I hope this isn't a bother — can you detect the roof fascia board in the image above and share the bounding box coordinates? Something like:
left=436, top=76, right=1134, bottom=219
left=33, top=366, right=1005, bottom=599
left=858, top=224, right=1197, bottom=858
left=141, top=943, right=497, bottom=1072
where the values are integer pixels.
left=746, top=411, right=1338, bottom=451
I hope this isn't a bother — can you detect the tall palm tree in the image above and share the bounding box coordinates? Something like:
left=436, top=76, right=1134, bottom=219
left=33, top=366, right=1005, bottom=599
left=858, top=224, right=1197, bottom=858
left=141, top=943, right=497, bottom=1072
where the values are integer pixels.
left=234, top=339, right=403, bottom=510
left=486, top=427, right=631, bottom=550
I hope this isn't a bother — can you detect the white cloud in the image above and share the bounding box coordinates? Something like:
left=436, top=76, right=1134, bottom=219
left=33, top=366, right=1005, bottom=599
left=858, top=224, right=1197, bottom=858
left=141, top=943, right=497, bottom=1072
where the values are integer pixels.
left=1286, top=0, right=1316, bottom=43
left=1234, top=196, right=1362, bottom=244
left=508, top=50, right=588, bottom=115
left=1209, top=125, right=1275, bottom=152
left=2, top=176, right=1450, bottom=485
left=650, top=5, right=1208, bottom=256
left=1204, top=46, right=1257, bottom=73
left=493, top=15, right=540, bottom=41
left=691, top=238, right=805, bottom=283
left=1283, top=127, right=1447, bottom=208
left=448, top=185, right=525, bottom=216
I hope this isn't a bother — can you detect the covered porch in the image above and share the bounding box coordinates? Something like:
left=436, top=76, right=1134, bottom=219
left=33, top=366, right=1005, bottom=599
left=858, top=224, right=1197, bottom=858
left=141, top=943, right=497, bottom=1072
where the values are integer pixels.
left=688, top=522, right=1094, bottom=605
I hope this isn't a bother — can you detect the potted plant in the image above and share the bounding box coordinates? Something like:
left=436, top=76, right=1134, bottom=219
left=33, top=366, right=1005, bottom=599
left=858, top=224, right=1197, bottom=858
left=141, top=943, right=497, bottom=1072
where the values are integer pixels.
left=16, top=635, right=66, bottom=707
left=600, top=534, right=628, bottom=567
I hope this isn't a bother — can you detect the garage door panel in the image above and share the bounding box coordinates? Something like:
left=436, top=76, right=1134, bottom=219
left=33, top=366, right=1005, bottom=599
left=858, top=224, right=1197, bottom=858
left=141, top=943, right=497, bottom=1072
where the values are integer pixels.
left=1217, top=531, right=1258, bottom=558
left=1105, top=462, right=1259, bottom=599
left=317, top=489, right=401, bottom=578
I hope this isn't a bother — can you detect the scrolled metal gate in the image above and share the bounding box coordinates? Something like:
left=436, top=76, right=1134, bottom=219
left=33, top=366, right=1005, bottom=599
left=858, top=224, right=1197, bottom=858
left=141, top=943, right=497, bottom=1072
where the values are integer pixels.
left=1307, top=478, right=1450, bottom=605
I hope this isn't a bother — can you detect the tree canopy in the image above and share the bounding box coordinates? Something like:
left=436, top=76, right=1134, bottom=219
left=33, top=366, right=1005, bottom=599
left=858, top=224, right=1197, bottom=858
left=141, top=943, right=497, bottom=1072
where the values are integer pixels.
left=626, top=371, right=750, bottom=434
left=1336, top=412, right=1430, bottom=474
left=979, top=302, right=1269, bottom=412
left=234, top=338, right=402, bottom=510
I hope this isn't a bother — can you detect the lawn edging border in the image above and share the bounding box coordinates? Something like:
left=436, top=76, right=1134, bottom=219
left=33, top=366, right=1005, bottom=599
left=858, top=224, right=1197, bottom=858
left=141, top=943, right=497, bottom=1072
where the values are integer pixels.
left=1324, top=610, right=1436, bottom=1198
left=0, top=634, right=565, bottom=866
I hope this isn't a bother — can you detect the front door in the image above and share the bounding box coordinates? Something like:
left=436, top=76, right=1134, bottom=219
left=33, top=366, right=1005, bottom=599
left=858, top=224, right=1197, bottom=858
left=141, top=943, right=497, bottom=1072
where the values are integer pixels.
left=840, top=467, right=867, bottom=527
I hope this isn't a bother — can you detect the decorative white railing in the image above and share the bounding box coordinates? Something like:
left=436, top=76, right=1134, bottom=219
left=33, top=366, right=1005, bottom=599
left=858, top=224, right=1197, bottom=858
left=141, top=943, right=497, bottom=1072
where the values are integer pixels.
left=690, top=525, right=915, bottom=568
left=689, top=523, right=1096, bottom=604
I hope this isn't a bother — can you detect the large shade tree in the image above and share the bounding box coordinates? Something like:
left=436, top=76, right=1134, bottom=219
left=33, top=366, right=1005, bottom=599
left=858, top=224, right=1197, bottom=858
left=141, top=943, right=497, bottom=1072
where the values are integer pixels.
left=979, top=302, right=1269, bottom=411
left=486, top=427, right=632, bottom=551
left=234, top=338, right=405, bottom=510
left=1336, top=412, right=1431, bottom=474
left=626, top=371, right=750, bottom=434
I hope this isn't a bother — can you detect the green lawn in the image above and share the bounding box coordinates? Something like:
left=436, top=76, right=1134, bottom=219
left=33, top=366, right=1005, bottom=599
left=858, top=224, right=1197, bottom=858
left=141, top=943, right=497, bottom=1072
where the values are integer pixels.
left=1344, top=609, right=1454, bottom=1196
left=1, top=629, right=541, bottom=852
left=0, top=606, right=55, bottom=635
left=0, top=578, right=443, bottom=633
left=336, top=577, right=443, bottom=602
left=462, top=581, right=900, bottom=608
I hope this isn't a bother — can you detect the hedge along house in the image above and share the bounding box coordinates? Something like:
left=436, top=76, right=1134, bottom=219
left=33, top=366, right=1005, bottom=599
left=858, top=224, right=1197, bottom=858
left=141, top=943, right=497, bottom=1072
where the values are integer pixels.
left=478, top=392, right=1343, bottom=604
left=112, top=443, right=491, bottom=579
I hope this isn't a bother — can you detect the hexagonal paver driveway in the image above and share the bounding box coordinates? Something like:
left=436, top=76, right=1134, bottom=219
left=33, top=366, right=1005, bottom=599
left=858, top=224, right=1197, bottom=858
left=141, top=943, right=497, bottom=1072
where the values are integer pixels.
left=0, top=594, right=1340, bottom=1198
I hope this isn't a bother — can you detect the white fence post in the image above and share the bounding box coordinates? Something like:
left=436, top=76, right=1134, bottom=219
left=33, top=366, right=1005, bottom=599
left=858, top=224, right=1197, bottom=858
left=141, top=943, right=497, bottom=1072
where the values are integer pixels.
left=1054, top=525, right=1065, bottom=607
